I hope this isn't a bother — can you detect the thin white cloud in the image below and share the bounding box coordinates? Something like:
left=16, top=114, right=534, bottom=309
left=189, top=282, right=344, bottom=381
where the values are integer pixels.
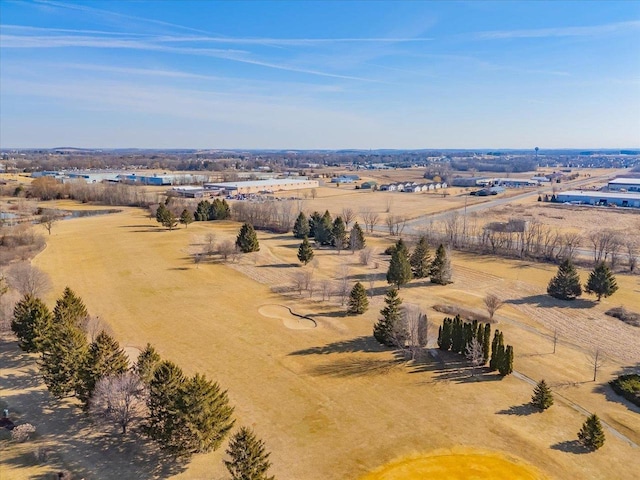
left=0, top=33, right=382, bottom=82
left=33, top=0, right=212, bottom=34
left=477, top=20, right=640, bottom=39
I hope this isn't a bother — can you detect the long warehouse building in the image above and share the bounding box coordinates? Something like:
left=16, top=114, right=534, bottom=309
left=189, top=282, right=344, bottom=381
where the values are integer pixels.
left=607, top=177, right=640, bottom=192
left=204, top=178, right=319, bottom=195
left=556, top=190, right=640, bottom=208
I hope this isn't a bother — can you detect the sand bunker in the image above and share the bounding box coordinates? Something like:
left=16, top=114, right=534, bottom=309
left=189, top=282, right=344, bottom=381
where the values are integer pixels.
left=360, top=448, right=548, bottom=480
left=258, top=304, right=317, bottom=330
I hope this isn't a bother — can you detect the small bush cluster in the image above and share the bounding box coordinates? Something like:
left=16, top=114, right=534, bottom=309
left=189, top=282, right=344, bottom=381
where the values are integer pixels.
left=609, top=374, right=640, bottom=407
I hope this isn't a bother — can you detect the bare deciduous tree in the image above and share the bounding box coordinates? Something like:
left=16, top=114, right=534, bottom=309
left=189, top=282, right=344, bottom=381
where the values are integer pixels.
left=80, top=315, right=113, bottom=342
left=218, top=240, right=237, bottom=262
left=336, top=265, right=351, bottom=305
left=8, top=263, right=52, bottom=297
left=561, top=232, right=582, bottom=261
left=587, top=348, right=605, bottom=382
left=205, top=233, right=217, bottom=256
left=320, top=279, right=332, bottom=301
left=483, top=294, right=504, bottom=321
left=40, top=213, right=60, bottom=236
left=465, top=337, right=484, bottom=375
left=341, top=208, right=355, bottom=228
left=626, top=240, right=638, bottom=273
left=403, top=305, right=428, bottom=360
left=359, top=247, right=373, bottom=266
left=310, top=188, right=318, bottom=199
left=89, top=372, right=148, bottom=434
left=385, top=198, right=393, bottom=214
left=360, top=209, right=379, bottom=234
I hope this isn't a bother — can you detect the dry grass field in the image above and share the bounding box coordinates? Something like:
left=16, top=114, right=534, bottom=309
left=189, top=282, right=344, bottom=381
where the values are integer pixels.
left=1, top=198, right=639, bottom=479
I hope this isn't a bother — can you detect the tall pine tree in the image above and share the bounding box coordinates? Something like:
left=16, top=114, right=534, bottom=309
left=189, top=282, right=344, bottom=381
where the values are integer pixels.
left=547, top=259, right=582, bottom=300
left=53, top=287, right=88, bottom=326
left=531, top=379, right=554, bottom=411
left=410, top=236, right=432, bottom=278
left=584, top=262, right=618, bottom=301
left=78, top=331, right=129, bottom=407
left=349, top=222, right=366, bottom=252
left=578, top=414, right=605, bottom=450
left=145, top=360, right=186, bottom=449
left=430, top=244, right=452, bottom=285
left=347, top=282, right=369, bottom=315
left=499, top=345, right=514, bottom=376
left=11, top=294, right=53, bottom=353
left=373, top=288, right=403, bottom=347
left=135, top=343, right=162, bottom=386
left=224, top=427, right=276, bottom=480
left=236, top=223, right=260, bottom=253
left=297, top=236, right=314, bottom=265
left=386, top=239, right=412, bottom=288
left=292, top=212, right=310, bottom=239
left=332, top=217, right=348, bottom=252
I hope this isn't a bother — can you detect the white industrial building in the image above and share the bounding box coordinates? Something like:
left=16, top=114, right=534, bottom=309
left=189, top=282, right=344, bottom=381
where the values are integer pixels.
left=556, top=190, right=640, bottom=208
left=204, top=178, right=319, bottom=195
left=608, top=178, right=640, bottom=192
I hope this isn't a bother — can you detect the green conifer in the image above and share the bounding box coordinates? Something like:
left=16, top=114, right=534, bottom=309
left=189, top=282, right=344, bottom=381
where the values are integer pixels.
left=578, top=414, right=606, bottom=450
left=585, top=262, right=618, bottom=301
left=430, top=244, right=452, bottom=285
left=349, top=222, right=366, bottom=252
left=236, top=223, right=260, bottom=253
left=499, top=345, right=514, bottom=376
left=409, top=236, right=432, bottom=278
left=225, top=427, right=276, bottom=480
left=297, top=236, right=314, bottom=265
left=53, top=287, right=88, bottom=327
left=179, top=209, right=193, bottom=228
left=547, top=258, right=582, bottom=300
left=386, top=239, right=412, bottom=288
left=135, top=343, right=162, bottom=386
left=292, top=212, right=310, bottom=239
left=11, top=294, right=53, bottom=353
left=531, top=379, right=554, bottom=411
left=332, top=217, right=348, bottom=252
left=373, top=288, right=403, bottom=346
left=347, top=282, right=369, bottom=315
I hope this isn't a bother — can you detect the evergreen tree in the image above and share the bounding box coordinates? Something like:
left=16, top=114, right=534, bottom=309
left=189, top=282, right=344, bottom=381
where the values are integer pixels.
left=451, top=315, right=465, bottom=354
left=489, top=330, right=503, bottom=371
left=145, top=360, right=186, bottom=449
left=531, top=379, right=554, bottom=411
left=156, top=203, right=168, bottom=223
left=195, top=200, right=211, bottom=221
left=332, top=217, right=348, bottom=252
left=430, top=244, right=452, bottom=285
left=410, top=236, right=432, bottom=279
left=373, top=288, right=403, bottom=347
left=347, top=282, right=369, bottom=315
left=437, top=317, right=453, bottom=351
left=39, top=320, right=89, bottom=398
left=135, top=343, right=162, bottom=386
left=53, top=287, right=88, bottom=327
left=349, top=222, right=366, bottom=252
left=11, top=294, right=53, bottom=353
left=578, top=414, right=605, bottom=450
left=547, top=258, right=582, bottom=300
left=292, top=212, right=310, bottom=239
left=162, top=210, right=178, bottom=230
left=179, top=209, right=194, bottom=228
left=225, top=427, right=275, bottom=480
left=297, top=236, right=314, bottom=265
left=499, top=345, right=514, bottom=376
left=236, top=223, right=260, bottom=253
left=482, top=323, right=491, bottom=365
left=78, top=331, right=129, bottom=407
left=176, top=373, right=235, bottom=456
left=314, top=210, right=334, bottom=245
left=308, top=211, right=322, bottom=238
left=584, top=262, right=618, bottom=301
left=386, top=240, right=412, bottom=288
left=211, top=198, right=231, bottom=220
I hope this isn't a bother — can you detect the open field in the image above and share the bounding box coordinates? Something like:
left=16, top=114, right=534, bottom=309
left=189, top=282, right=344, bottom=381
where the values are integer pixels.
left=0, top=193, right=638, bottom=479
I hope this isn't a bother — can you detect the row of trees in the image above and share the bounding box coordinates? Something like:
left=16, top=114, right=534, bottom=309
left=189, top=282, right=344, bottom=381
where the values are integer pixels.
left=386, top=238, right=452, bottom=288
left=437, top=315, right=513, bottom=376
left=428, top=213, right=637, bottom=272
left=547, top=259, right=618, bottom=301
left=293, top=211, right=367, bottom=253
left=11, top=288, right=276, bottom=477
left=194, top=199, right=231, bottom=222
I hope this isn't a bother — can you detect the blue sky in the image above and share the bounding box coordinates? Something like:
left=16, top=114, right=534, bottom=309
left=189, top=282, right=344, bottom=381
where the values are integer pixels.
left=1, top=0, right=639, bottom=149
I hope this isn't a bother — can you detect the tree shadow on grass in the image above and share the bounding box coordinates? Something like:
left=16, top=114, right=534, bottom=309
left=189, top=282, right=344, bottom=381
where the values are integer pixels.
left=593, top=380, right=640, bottom=414
left=505, top=295, right=596, bottom=309
left=409, top=350, right=502, bottom=384
left=289, top=336, right=384, bottom=356
left=550, top=440, right=589, bottom=454
left=258, top=263, right=300, bottom=268
left=496, top=403, right=537, bottom=416
left=307, top=357, right=405, bottom=378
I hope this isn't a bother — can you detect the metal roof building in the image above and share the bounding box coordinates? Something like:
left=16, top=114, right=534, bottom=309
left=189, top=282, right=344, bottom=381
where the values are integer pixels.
left=204, top=178, right=319, bottom=195
left=556, top=190, right=640, bottom=208
left=608, top=178, right=640, bottom=192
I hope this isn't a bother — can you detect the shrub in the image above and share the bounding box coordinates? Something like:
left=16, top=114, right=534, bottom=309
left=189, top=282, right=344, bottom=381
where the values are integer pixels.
left=609, top=374, right=640, bottom=407
left=11, top=423, right=36, bottom=442
left=605, top=307, right=640, bottom=327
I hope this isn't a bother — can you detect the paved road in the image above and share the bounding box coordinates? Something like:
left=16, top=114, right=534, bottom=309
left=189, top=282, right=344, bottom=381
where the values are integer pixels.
left=404, top=169, right=630, bottom=234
